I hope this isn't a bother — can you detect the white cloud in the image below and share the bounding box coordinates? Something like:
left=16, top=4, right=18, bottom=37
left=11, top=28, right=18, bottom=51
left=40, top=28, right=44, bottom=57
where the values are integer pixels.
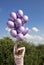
left=24, top=34, right=44, bottom=45
left=5, top=26, right=44, bottom=46
left=28, top=29, right=31, bottom=32
left=32, top=27, right=39, bottom=32
left=5, top=27, right=11, bottom=32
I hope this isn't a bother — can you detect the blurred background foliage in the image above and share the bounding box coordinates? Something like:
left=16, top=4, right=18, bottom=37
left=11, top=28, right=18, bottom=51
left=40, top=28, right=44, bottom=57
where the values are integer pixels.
left=0, top=37, right=44, bottom=65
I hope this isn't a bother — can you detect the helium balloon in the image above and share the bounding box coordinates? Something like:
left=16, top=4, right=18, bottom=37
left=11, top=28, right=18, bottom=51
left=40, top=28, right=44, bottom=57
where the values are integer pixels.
left=7, top=21, right=14, bottom=28
left=16, top=33, right=24, bottom=40
left=18, top=26, right=25, bottom=33
left=10, top=12, right=17, bottom=21
left=23, top=15, right=28, bottom=23
left=17, top=10, right=23, bottom=18
left=23, top=27, right=29, bottom=35
left=10, top=29, right=17, bottom=37
left=6, top=10, right=29, bottom=40
left=15, top=18, right=22, bottom=27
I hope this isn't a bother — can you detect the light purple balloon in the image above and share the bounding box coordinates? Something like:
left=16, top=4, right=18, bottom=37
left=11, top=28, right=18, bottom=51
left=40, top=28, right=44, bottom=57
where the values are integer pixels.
left=6, top=10, right=29, bottom=40
left=10, top=29, right=17, bottom=37
left=10, top=12, right=17, bottom=21
left=16, top=33, right=24, bottom=40
left=23, top=15, right=28, bottom=23
left=17, top=26, right=25, bottom=33
left=17, top=10, right=23, bottom=18
left=7, top=21, right=14, bottom=28
left=15, top=18, right=22, bottom=27
left=23, top=27, right=29, bottom=35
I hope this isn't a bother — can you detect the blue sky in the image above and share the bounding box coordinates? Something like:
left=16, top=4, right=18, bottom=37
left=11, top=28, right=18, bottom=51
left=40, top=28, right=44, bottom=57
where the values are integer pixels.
left=0, top=0, right=44, bottom=44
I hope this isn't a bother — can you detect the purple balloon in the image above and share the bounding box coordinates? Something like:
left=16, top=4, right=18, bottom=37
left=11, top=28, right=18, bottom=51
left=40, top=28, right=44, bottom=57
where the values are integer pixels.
left=17, top=10, right=23, bottom=18
left=6, top=10, right=29, bottom=40
left=23, top=27, right=29, bottom=35
left=7, top=21, right=14, bottom=28
left=15, top=18, right=22, bottom=27
left=22, top=15, right=28, bottom=23
left=16, top=33, right=24, bottom=40
left=10, top=12, right=17, bottom=21
left=10, top=29, right=17, bottom=37
left=17, top=26, right=25, bottom=33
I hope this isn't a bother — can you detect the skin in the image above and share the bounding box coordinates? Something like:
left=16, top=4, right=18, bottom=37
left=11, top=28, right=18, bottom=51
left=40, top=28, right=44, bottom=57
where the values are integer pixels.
left=14, top=39, right=23, bottom=55
left=13, top=39, right=25, bottom=65
left=15, top=49, right=23, bottom=55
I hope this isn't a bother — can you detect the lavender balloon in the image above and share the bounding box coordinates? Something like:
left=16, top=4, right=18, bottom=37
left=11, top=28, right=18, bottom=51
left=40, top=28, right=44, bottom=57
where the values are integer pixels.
left=10, top=12, right=17, bottom=21
left=23, top=27, right=29, bottom=35
left=17, top=26, right=25, bottom=33
left=15, top=18, right=22, bottom=27
left=16, top=33, right=24, bottom=40
left=6, top=10, right=29, bottom=40
left=10, top=29, right=17, bottom=37
left=22, top=15, right=28, bottom=23
left=17, top=10, right=23, bottom=18
left=7, top=21, right=14, bottom=28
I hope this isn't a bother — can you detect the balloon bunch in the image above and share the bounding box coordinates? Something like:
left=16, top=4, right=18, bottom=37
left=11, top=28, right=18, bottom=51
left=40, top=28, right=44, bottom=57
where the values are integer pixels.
left=7, top=10, right=29, bottom=40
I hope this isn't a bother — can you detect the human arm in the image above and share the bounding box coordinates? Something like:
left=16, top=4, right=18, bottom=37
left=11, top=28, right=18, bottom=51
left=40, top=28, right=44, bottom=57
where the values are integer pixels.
left=17, top=47, right=25, bottom=57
